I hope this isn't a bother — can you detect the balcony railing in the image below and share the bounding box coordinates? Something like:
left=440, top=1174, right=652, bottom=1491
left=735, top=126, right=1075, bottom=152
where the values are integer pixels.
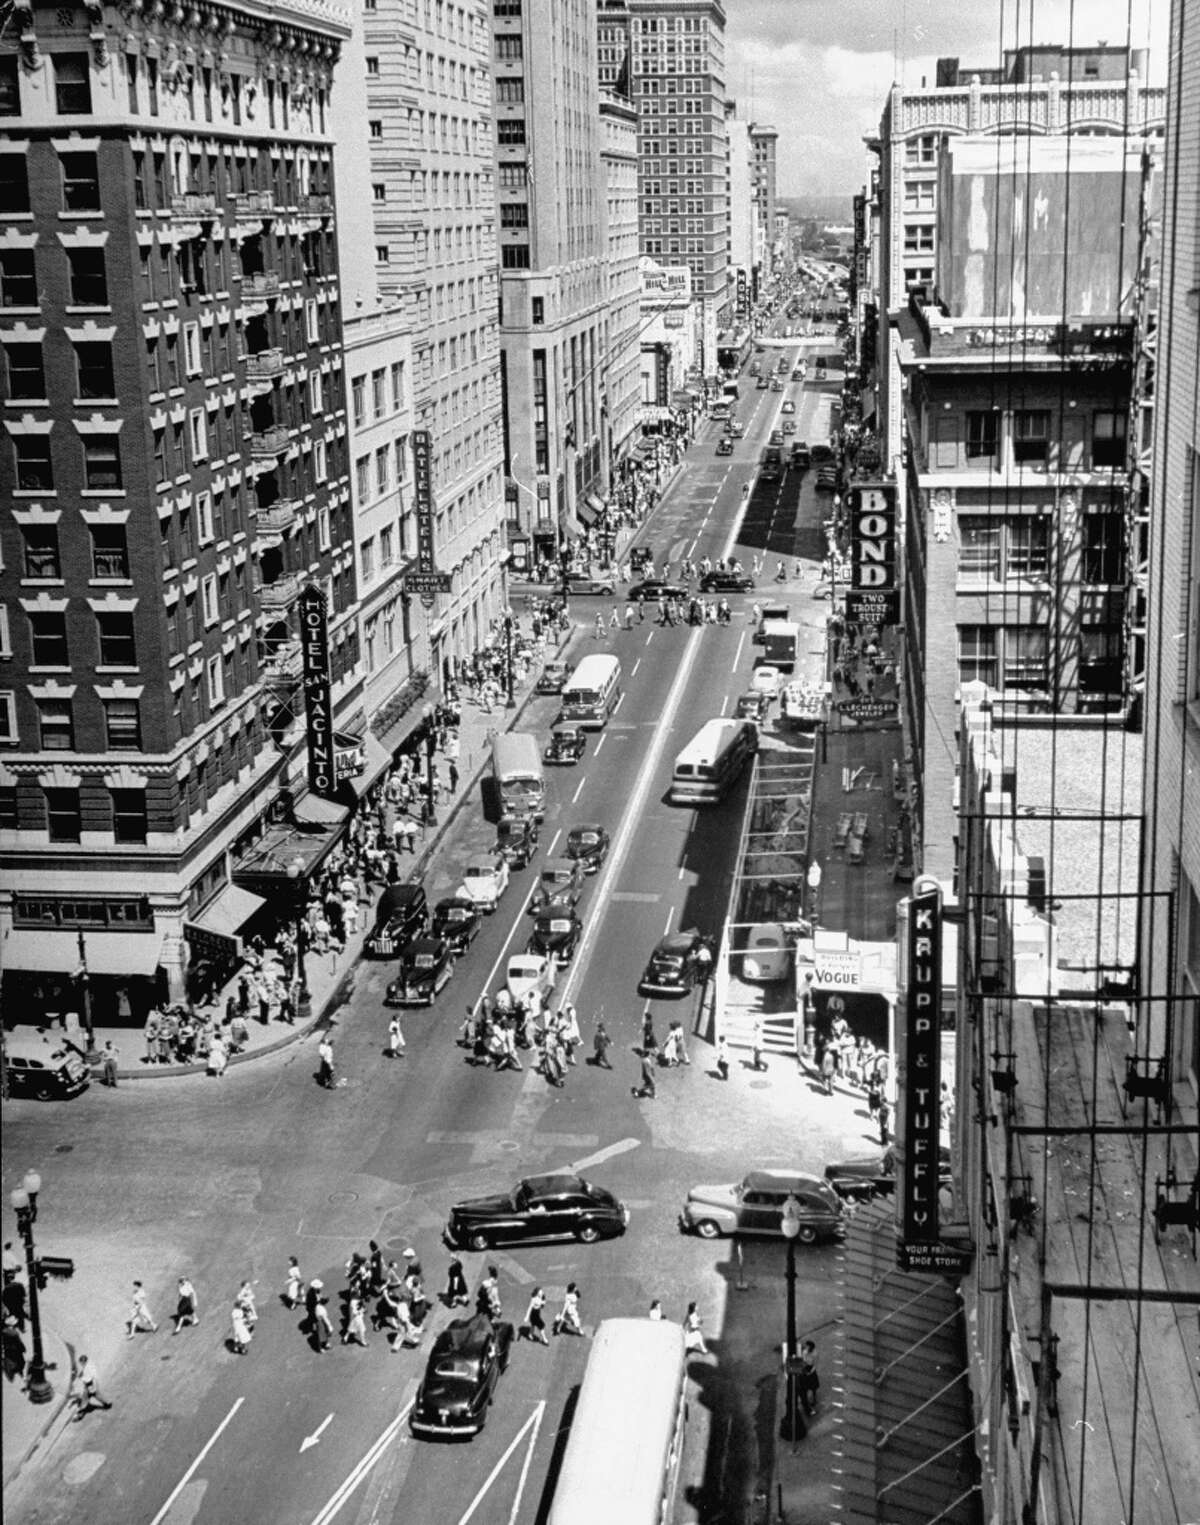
left=232, top=189, right=275, bottom=217
left=258, top=637, right=303, bottom=683
left=298, top=193, right=334, bottom=217
left=241, top=271, right=281, bottom=300
left=254, top=500, right=299, bottom=535
left=244, top=348, right=284, bottom=381
left=257, top=571, right=305, bottom=611
left=249, top=424, right=290, bottom=458
left=171, top=190, right=218, bottom=218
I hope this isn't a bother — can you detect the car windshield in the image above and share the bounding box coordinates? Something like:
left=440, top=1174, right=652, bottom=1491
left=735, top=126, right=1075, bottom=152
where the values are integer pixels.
left=547, top=920, right=572, bottom=933
left=443, top=908, right=470, bottom=922
left=431, top=1358, right=476, bottom=1381
left=411, top=953, right=436, bottom=969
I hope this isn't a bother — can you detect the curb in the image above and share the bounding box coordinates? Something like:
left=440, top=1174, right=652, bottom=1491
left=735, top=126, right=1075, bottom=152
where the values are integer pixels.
left=1, top=1335, right=76, bottom=1493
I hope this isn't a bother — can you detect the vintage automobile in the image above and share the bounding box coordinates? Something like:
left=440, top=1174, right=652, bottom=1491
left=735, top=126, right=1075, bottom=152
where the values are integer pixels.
left=431, top=897, right=481, bottom=955
left=810, top=442, right=836, bottom=464
left=791, top=442, right=811, bottom=469
left=815, top=468, right=839, bottom=492
left=385, top=937, right=456, bottom=1006
left=628, top=579, right=689, bottom=603
left=544, top=726, right=587, bottom=766
left=410, top=1314, right=515, bottom=1439
left=456, top=855, right=510, bottom=914
left=495, top=814, right=539, bottom=868
left=529, top=857, right=586, bottom=912
left=535, top=661, right=570, bottom=696
left=770, top=377, right=783, bottom=392
left=3, top=1035, right=90, bottom=1101
left=824, top=1146, right=953, bottom=1204
left=528, top=907, right=582, bottom=965
left=756, top=374, right=770, bottom=389
left=740, top=923, right=792, bottom=983
left=769, top=428, right=784, bottom=446
left=734, top=690, right=771, bottom=723
left=563, top=573, right=616, bottom=597
left=715, top=437, right=734, bottom=456
left=505, top=951, right=556, bottom=1008
left=638, top=929, right=713, bottom=997
left=700, top=569, right=755, bottom=593
left=365, top=882, right=429, bottom=958
left=445, top=1173, right=630, bottom=1252
left=680, top=1170, right=846, bottom=1244
left=782, top=420, right=796, bottom=435
left=565, top=823, right=610, bottom=874
left=728, top=419, right=746, bottom=438
left=752, top=602, right=789, bottom=645
left=751, top=665, right=783, bottom=699
left=781, top=399, right=796, bottom=415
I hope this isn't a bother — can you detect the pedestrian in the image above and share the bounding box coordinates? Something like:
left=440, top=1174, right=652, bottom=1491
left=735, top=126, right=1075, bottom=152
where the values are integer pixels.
left=387, top=1300, right=423, bottom=1350
left=126, top=1281, right=157, bottom=1338
left=648, top=1299, right=664, bottom=1321
left=317, top=1034, right=335, bottom=1088
left=448, top=759, right=459, bottom=793
left=670, top=1019, right=691, bottom=1066
left=683, top=1301, right=709, bottom=1354
left=715, top=1035, right=730, bottom=1081
left=609, top=605, right=620, bottom=630
left=636, top=594, right=645, bottom=623
left=662, top=1026, right=680, bottom=1066
left=368, top=1240, right=385, bottom=1294
left=342, top=1296, right=369, bottom=1347
left=230, top=1302, right=252, bottom=1355
left=100, top=1041, right=120, bottom=1088
left=236, top=1279, right=258, bottom=1327
left=72, top=1354, right=112, bottom=1418
left=478, top=1265, right=502, bottom=1321
left=820, top=1042, right=837, bottom=1095
left=444, top=1256, right=470, bottom=1307
left=878, top=1093, right=891, bottom=1146
left=633, top=1048, right=657, bottom=1099
left=641, top=1011, right=658, bottom=1053
left=520, top=1286, right=549, bottom=1345
left=623, top=602, right=635, bottom=630
left=387, top=1014, right=406, bottom=1060
left=752, top=1018, right=766, bottom=1072
left=594, top=612, right=605, bottom=639
left=592, top=1020, right=613, bottom=1069
left=172, top=1276, right=199, bottom=1333
left=284, top=1257, right=303, bottom=1310
left=207, top=1031, right=229, bottom=1078
left=798, top=1339, right=820, bottom=1416
left=229, top=1008, right=249, bottom=1053
left=552, top=1282, right=583, bottom=1336
left=373, top=1281, right=403, bottom=1334
left=694, top=938, right=714, bottom=987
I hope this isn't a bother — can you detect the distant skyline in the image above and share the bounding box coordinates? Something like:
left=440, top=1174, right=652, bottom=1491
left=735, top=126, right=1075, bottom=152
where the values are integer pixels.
left=725, top=0, right=1169, bottom=200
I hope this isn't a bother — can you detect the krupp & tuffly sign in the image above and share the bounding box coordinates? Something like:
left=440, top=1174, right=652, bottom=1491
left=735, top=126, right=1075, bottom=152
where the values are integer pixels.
left=899, top=877, right=942, bottom=1252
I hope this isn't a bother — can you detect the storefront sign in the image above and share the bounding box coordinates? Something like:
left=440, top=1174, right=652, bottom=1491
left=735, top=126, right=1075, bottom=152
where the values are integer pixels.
left=403, top=571, right=452, bottom=594
left=844, top=589, right=900, bottom=627
left=898, top=1241, right=974, bottom=1276
left=900, top=878, right=943, bottom=1252
left=184, top=922, right=240, bottom=962
left=812, top=950, right=863, bottom=989
left=848, top=483, right=897, bottom=593
left=412, top=429, right=435, bottom=573
left=835, top=698, right=899, bottom=721
left=300, top=583, right=336, bottom=798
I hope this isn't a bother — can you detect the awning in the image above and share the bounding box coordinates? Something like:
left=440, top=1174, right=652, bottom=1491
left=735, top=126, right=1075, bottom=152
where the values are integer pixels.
left=577, top=497, right=600, bottom=528
left=294, top=792, right=349, bottom=826
left=533, top=517, right=557, bottom=537
left=233, top=819, right=345, bottom=889
left=345, top=732, right=391, bottom=799
left=190, top=884, right=266, bottom=939
left=838, top=1201, right=982, bottom=1524
left=1, top=929, right=164, bottom=977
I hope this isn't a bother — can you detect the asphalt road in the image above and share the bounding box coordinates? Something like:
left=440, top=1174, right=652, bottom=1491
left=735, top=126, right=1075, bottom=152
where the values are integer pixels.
left=3, top=329, right=857, bottom=1525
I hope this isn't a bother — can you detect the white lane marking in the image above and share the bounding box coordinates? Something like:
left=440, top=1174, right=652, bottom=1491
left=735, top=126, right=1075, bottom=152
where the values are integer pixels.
left=594, top=733, right=606, bottom=756
left=545, top=827, right=561, bottom=856
left=563, top=1137, right=641, bottom=1174
left=571, top=775, right=586, bottom=804
left=645, top=628, right=655, bottom=644
left=613, top=691, right=625, bottom=714
left=149, top=1399, right=245, bottom=1525
left=664, top=906, right=674, bottom=934
left=677, top=863, right=686, bottom=881
left=631, top=658, right=642, bottom=677
left=309, top=1399, right=415, bottom=1525
left=505, top=1401, right=547, bottom=1525
left=457, top=1402, right=547, bottom=1525
left=732, top=630, right=746, bottom=668
left=557, top=625, right=706, bottom=1007
left=300, top=1414, right=334, bottom=1453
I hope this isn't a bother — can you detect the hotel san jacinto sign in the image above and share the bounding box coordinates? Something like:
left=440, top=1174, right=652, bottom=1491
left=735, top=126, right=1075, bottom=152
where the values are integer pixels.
left=300, top=583, right=336, bottom=798
left=406, top=429, right=451, bottom=600
left=846, top=482, right=899, bottom=626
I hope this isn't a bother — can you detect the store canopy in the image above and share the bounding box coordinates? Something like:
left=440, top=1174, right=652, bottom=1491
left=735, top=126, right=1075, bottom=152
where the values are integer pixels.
left=1, top=929, right=163, bottom=976
left=577, top=498, right=599, bottom=528
left=294, top=793, right=349, bottom=827
left=344, top=732, right=391, bottom=799
left=190, top=884, right=266, bottom=940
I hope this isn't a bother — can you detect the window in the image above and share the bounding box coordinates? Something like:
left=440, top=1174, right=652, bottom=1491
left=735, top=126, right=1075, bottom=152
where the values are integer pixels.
left=53, top=54, right=92, bottom=115
left=501, top=245, right=530, bottom=269
left=958, top=625, right=997, bottom=688
left=1008, top=518, right=1049, bottom=578
left=96, top=610, right=136, bottom=666
left=531, top=296, right=544, bottom=324
left=496, top=78, right=524, bottom=104
left=372, top=367, right=386, bottom=417
left=75, top=341, right=115, bottom=399
left=1092, top=409, right=1127, bottom=468
left=21, top=524, right=59, bottom=583
left=380, top=524, right=393, bottom=566
left=45, top=787, right=81, bottom=843
left=1004, top=626, right=1048, bottom=690
left=497, top=119, right=526, bottom=145
left=0, top=250, right=37, bottom=307
left=958, top=519, right=1000, bottom=581
left=189, top=409, right=207, bottom=462
left=498, top=162, right=527, bottom=189
left=499, top=202, right=528, bottom=228
left=205, top=653, right=224, bottom=707
left=309, top=371, right=322, bottom=412
left=67, top=248, right=108, bottom=306
left=101, top=697, right=141, bottom=751
left=965, top=410, right=999, bottom=461
left=201, top=573, right=218, bottom=625
left=1012, top=410, right=1050, bottom=464
left=60, top=151, right=100, bottom=211
left=6, top=342, right=46, bottom=398
left=352, top=375, right=366, bottom=426
left=14, top=437, right=54, bottom=491
left=83, top=436, right=122, bottom=490
left=196, top=489, right=213, bottom=545
left=495, top=35, right=523, bottom=60
left=183, top=324, right=201, bottom=375
left=355, top=453, right=370, bottom=499
left=375, top=244, right=389, bottom=265
left=1082, top=512, right=1125, bottom=584
left=0, top=56, right=20, bottom=116
left=360, top=537, right=375, bottom=580
left=0, top=154, right=30, bottom=211
left=390, top=361, right=404, bottom=410
left=369, top=119, right=383, bottom=138
left=111, top=788, right=148, bottom=844
left=37, top=698, right=74, bottom=750
left=372, top=182, right=386, bottom=204
left=905, top=133, right=937, bottom=165
left=375, top=446, right=389, bottom=493
left=90, top=523, right=129, bottom=579
left=0, top=691, right=16, bottom=743
left=1078, top=627, right=1123, bottom=699
left=365, top=56, right=380, bottom=76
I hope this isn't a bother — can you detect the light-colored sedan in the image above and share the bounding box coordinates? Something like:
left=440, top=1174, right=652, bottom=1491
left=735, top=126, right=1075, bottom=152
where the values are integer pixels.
left=751, top=665, right=783, bottom=699
left=505, top=952, right=556, bottom=1008
left=457, top=855, right=511, bottom=913
left=741, top=923, right=792, bottom=983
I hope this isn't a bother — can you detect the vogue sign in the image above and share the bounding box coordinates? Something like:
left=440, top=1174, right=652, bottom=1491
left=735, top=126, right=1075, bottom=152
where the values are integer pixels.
left=848, top=483, right=897, bottom=592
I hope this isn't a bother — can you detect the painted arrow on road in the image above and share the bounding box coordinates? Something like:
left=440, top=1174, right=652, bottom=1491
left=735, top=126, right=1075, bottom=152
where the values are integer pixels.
left=300, top=1414, right=334, bottom=1453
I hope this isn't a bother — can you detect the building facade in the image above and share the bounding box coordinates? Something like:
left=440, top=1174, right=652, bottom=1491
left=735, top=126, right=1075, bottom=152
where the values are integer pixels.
left=599, top=89, right=643, bottom=485
left=0, top=0, right=356, bottom=1019
left=749, top=122, right=776, bottom=274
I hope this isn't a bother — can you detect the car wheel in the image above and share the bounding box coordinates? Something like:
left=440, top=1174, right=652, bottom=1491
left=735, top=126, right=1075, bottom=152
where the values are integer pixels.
left=796, top=1224, right=818, bottom=1245
left=34, top=1083, right=55, bottom=1102
left=577, top=1223, right=601, bottom=1244
left=695, top=1220, right=722, bottom=1240
left=600, top=587, right=613, bottom=596
left=468, top=1230, right=491, bottom=1252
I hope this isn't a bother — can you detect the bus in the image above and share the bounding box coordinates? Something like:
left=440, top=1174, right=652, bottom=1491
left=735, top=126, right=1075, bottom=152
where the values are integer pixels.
left=560, top=654, right=621, bottom=729
left=669, top=718, right=757, bottom=805
left=546, top=1318, right=687, bottom=1525
left=491, top=731, right=545, bottom=820
left=710, top=397, right=733, bottom=422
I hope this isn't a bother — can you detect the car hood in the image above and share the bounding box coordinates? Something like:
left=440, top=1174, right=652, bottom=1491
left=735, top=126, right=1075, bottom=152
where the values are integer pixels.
left=452, top=1192, right=515, bottom=1219
left=458, top=879, right=495, bottom=900
left=686, top=1183, right=738, bottom=1211
left=824, top=1156, right=885, bottom=1181
left=418, top=1373, right=476, bottom=1411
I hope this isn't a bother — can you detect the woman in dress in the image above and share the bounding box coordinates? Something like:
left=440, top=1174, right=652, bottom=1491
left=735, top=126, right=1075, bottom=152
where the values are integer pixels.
left=522, top=1287, right=549, bottom=1345
left=683, top=1301, right=709, bottom=1355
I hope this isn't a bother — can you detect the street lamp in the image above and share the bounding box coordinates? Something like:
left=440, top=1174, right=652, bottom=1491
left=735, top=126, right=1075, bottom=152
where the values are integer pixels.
left=780, top=1193, right=806, bottom=1444
left=503, top=612, right=516, bottom=707
left=807, top=859, right=823, bottom=924
left=10, top=1171, right=52, bottom=1405
left=75, top=929, right=99, bottom=1063
left=285, top=857, right=310, bottom=1005
left=420, top=703, right=438, bottom=825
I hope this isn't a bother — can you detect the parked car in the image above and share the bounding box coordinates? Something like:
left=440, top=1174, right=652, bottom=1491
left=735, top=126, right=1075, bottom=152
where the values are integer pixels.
left=811, top=580, right=839, bottom=600
left=815, top=472, right=838, bottom=494
left=700, top=569, right=755, bottom=593
left=751, top=665, right=783, bottom=699
left=366, top=882, right=429, bottom=957
left=411, top=1314, right=514, bottom=1439
left=495, top=814, right=539, bottom=868
left=638, top=929, right=714, bottom=997
left=729, top=419, right=746, bottom=438
left=680, top=1170, right=846, bottom=1244
left=528, top=907, right=582, bottom=965
left=752, top=602, right=789, bottom=644
left=715, top=437, right=734, bottom=456
left=535, top=662, right=570, bottom=695
left=505, top=951, right=556, bottom=1008
left=734, top=690, right=771, bottom=723
left=2, top=1034, right=89, bottom=1101
left=385, top=937, right=456, bottom=1006
left=769, top=429, right=784, bottom=446
left=770, top=378, right=783, bottom=392
left=564, top=573, right=616, bottom=596
left=431, top=897, right=481, bottom=955
left=810, top=443, right=835, bottom=464
left=756, top=376, right=769, bottom=389
left=791, top=442, right=811, bottom=468
left=824, top=1146, right=953, bottom=1204
left=445, top=1173, right=630, bottom=1252
left=565, top=823, right=610, bottom=874
left=792, top=368, right=806, bottom=381
left=529, top=857, right=586, bottom=912
left=628, top=579, right=688, bottom=603
left=782, top=420, right=796, bottom=435
left=781, top=399, right=795, bottom=415
left=544, top=726, right=587, bottom=765
left=457, top=855, right=510, bottom=914
left=740, top=923, right=792, bottom=983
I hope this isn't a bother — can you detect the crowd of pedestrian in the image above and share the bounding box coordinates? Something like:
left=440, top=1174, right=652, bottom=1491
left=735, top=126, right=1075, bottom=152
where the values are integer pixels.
left=816, top=1012, right=893, bottom=1143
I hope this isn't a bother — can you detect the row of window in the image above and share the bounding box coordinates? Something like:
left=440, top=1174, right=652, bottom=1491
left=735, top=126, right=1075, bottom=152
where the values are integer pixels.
left=958, top=623, right=1123, bottom=697
left=359, top=518, right=407, bottom=583
left=957, top=512, right=1124, bottom=584
left=12, top=437, right=123, bottom=494
left=15, top=522, right=130, bottom=582
left=4, top=341, right=113, bottom=402
left=354, top=439, right=410, bottom=503
left=935, top=408, right=1128, bottom=467
left=350, top=363, right=407, bottom=429
left=8, top=695, right=144, bottom=754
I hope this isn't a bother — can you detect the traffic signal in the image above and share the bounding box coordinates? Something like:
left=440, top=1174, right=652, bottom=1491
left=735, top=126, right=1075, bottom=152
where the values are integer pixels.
left=35, top=1255, right=75, bottom=1289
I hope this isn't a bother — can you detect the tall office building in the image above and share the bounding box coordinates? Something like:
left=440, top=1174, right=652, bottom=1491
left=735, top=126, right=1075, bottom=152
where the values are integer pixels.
left=749, top=123, right=776, bottom=276
left=599, top=89, right=643, bottom=482
left=0, top=0, right=355, bottom=1018
left=493, top=0, right=608, bottom=561
left=361, top=0, right=505, bottom=683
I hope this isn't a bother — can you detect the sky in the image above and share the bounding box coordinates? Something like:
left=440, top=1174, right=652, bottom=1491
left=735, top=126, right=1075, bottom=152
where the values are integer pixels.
left=725, top=0, right=1170, bottom=205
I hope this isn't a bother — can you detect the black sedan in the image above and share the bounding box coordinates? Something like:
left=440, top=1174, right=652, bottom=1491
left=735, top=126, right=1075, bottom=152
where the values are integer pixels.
left=535, top=661, right=570, bottom=695
left=638, top=929, right=714, bottom=997
left=385, top=937, right=455, bottom=1006
left=432, top=897, right=481, bottom=955
left=824, top=1146, right=952, bottom=1203
left=495, top=814, right=539, bottom=868
left=565, top=822, right=610, bottom=874
left=700, top=570, right=755, bottom=593
left=629, top=579, right=688, bottom=603
left=445, top=1173, right=630, bottom=1252
left=715, top=437, right=734, bottom=456
left=410, top=1315, right=514, bottom=1439
left=528, top=907, right=582, bottom=965
left=544, top=726, right=586, bottom=765
left=563, top=572, right=615, bottom=596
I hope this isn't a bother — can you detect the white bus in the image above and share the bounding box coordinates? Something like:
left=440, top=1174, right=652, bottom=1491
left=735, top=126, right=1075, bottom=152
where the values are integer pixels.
left=560, top=654, right=621, bottom=729
left=491, top=731, right=545, bottom=820
left=669, top=718, right=757, bottom=805
left=546, top=1318, right=687, bottom=1525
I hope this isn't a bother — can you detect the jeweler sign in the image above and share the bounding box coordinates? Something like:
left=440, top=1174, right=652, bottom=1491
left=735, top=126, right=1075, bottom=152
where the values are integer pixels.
left=899, top=877, right=943, bottom=1253
left=300, top=583, right=336, bottom=798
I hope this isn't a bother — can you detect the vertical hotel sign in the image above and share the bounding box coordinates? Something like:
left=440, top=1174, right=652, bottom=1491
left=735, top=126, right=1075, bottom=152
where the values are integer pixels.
left=300, top=584, right=336, bottom=797
left=412, top=430, right=435, bottom=574
left=900, top=877, right=942, bottom=1253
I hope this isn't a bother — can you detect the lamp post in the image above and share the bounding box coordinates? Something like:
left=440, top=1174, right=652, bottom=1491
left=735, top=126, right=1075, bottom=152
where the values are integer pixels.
left=421, top=703, right=437, bottom=825
left=285, top=857, right=310, bottom=1005
left=780, top=1193, right=805, bottom=1444
left=503, top=612, right=516, bottom=707
left=75, top=929, right=99, bottom=1062
left=10, top=1170, right=52, bottom=1404
left=807, top=859, right=823, bottom=924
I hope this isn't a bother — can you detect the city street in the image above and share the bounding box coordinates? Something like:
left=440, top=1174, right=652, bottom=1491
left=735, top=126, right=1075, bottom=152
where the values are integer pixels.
left=2, top=338, right=868, bottom=1525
